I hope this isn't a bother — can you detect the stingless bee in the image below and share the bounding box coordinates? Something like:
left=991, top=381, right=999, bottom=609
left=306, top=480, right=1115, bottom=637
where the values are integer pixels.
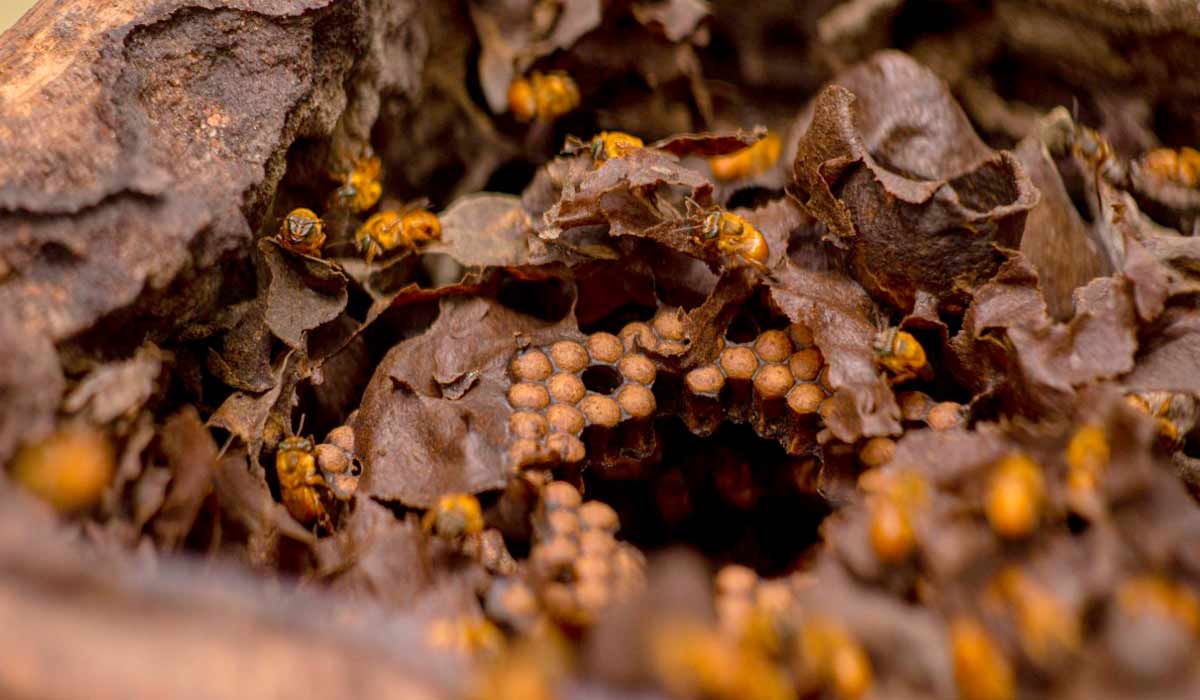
left=277, top=208, right=326, bottom=256
left=507, top=71, right=580, bottom=123
left=354, top=203, right=442, bottom=263
left=697, top=208, right=770, bottom=270
left=330, top=155, right=383, bottom=214
left=1137, top=147, right=1200, bottom=190
left=275, top=435, right=334, bottom=532
left=422, top=492, right=485, bottom=540
left=590, top=131, right=644, bottom=167
left=874, top=327, right=930, bottom=384
left=708, top=132, right=782, bottom=181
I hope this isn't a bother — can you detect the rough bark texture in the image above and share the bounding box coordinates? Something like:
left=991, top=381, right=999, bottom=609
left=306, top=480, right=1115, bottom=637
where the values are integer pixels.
left=0, top=0, right=423, bottom=460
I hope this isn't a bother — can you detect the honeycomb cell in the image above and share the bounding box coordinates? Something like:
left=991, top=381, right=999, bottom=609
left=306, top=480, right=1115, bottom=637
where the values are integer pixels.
left=858, top=437, right=897, bottom=469
left=547, top=432, right=586, bottom=463
left=574, top=554, right=612, bottom=581
left=587, top=332, right=624, bottom=363
left=508, top=383, right=551, bottom=410
left=543, top=481, right=583, bottom=510
left=579, top=500, right=619, bottom=532
left=547, top=403, right=586, bottom=434
left=685, top=365, right=726, bottom=394
left=787, top=383, right=825, bottom=415
left=548, top=372, right=587, bottom=404
left=549, top=341, right=590, bottom=372
left=754, top=330, right=792, bottom=363
left=897, top=391, right=934, bottom=422
left=753, top=364, right=794, bottom=399
left=652, top=307, right=687, bottom=341
left=719, top=346, right=759, bottom=380
left=617, top=383, right=657, bottom=418
left=545, top=508, right=581, bottom=536
left=789, top=348, right=823, bottom=382
left=511, top=350, right=553, bottom=381
left=788, top=322, right=815, bottom=347
left=580, top=395, right=622, bottom=428
left=509, top=411, right=549, bottom=439
left=618, top=354, right=657, bottom=385
left=928, top=402, right=964, bottom=430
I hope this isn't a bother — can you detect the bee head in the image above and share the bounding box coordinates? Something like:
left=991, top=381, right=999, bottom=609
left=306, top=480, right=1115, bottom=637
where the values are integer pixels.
left=286, top=216, right=314, bottom=243
left=279, top=436, right=313, bottom=453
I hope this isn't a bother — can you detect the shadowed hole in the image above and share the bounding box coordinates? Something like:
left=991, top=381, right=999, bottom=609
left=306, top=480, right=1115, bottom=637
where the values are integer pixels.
left=582, top=365, right=622, bottom=395
left=497, top=275, right=573, bottom=322
left=581, top=419, right=831, bottom=576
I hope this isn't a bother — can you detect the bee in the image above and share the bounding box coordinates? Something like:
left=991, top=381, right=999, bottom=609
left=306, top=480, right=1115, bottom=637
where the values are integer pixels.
left=331, top=155, right=383, bottom=213
left=277, top=208, right=326, bottom=256
left=423, top=492, right=484, bottom=540
left=708, top=132, right=782, bottom=181
left=874, top=328, right=929, bottom=384
left=507, top=71, right=580, bottom=123
left=1140, top=391, right=1199, bottom=446
left=950, top=617, right=1015, bottom=700
left=1072, top=125, right=1125, bottom=186
left=1138, top=147, right=1200, bottom=189
left=275, top=435, right=333, bottom=531
left=9, top=425, right=114, bottom=513
left=354, top=205, right=441, bottom=263
left=1065, top=423, right=1109, bottom=498
left=697, top=209, right=770, bottom=270
left=590, top=131, right=644, bottom=167
left=985, top=454, right=1045, bottom=540
left=989, top=568, right=1080, bottom=667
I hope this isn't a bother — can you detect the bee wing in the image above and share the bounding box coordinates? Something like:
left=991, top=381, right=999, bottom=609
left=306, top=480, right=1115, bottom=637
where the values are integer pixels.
left=561, top=134, right=589, bottom=155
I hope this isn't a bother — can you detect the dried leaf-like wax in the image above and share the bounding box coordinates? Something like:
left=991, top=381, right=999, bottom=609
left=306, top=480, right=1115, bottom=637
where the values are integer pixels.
left=790, top=51, right=1038, bottom=312
left=153, top=406, right=219, bottom=549
left=261, top=239, right=349, bottom=350
left=354, top=296, right=581, bottom=508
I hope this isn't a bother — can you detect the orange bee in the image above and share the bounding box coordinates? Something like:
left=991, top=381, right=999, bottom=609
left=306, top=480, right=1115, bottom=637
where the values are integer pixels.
left=331, top=155, right=383, bottom=213
left=354, top=205, right=442, bottom=263
left=275, top=435, right=333, bottom=531
left=708, top=132, right=782, bottom=181
left=507, top=71, right=580, bottom=122
left=423, top=492, right=485, bottom=540
left=1138, top=147, right=1200, bottom=189
left=277, top=208, right=326, bottom=256
left=874, top=328, right=928, bottom=383
left=698, top=209, right=769, bottom=270
left=590, top=131, right=644, bottom=167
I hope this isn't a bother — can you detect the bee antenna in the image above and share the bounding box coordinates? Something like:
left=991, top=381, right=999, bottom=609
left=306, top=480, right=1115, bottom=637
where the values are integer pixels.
left=215, top=433, right=235, bottom=462
left=295, top=413, right=307, bottom=438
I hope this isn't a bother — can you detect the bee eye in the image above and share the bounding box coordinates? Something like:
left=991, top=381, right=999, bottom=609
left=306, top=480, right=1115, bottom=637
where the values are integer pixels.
left=592, top=139, right=604, bottom=160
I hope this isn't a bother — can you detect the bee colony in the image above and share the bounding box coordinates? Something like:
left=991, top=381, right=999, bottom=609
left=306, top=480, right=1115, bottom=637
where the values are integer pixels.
left=2, top=1, right=1200, bottom=699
